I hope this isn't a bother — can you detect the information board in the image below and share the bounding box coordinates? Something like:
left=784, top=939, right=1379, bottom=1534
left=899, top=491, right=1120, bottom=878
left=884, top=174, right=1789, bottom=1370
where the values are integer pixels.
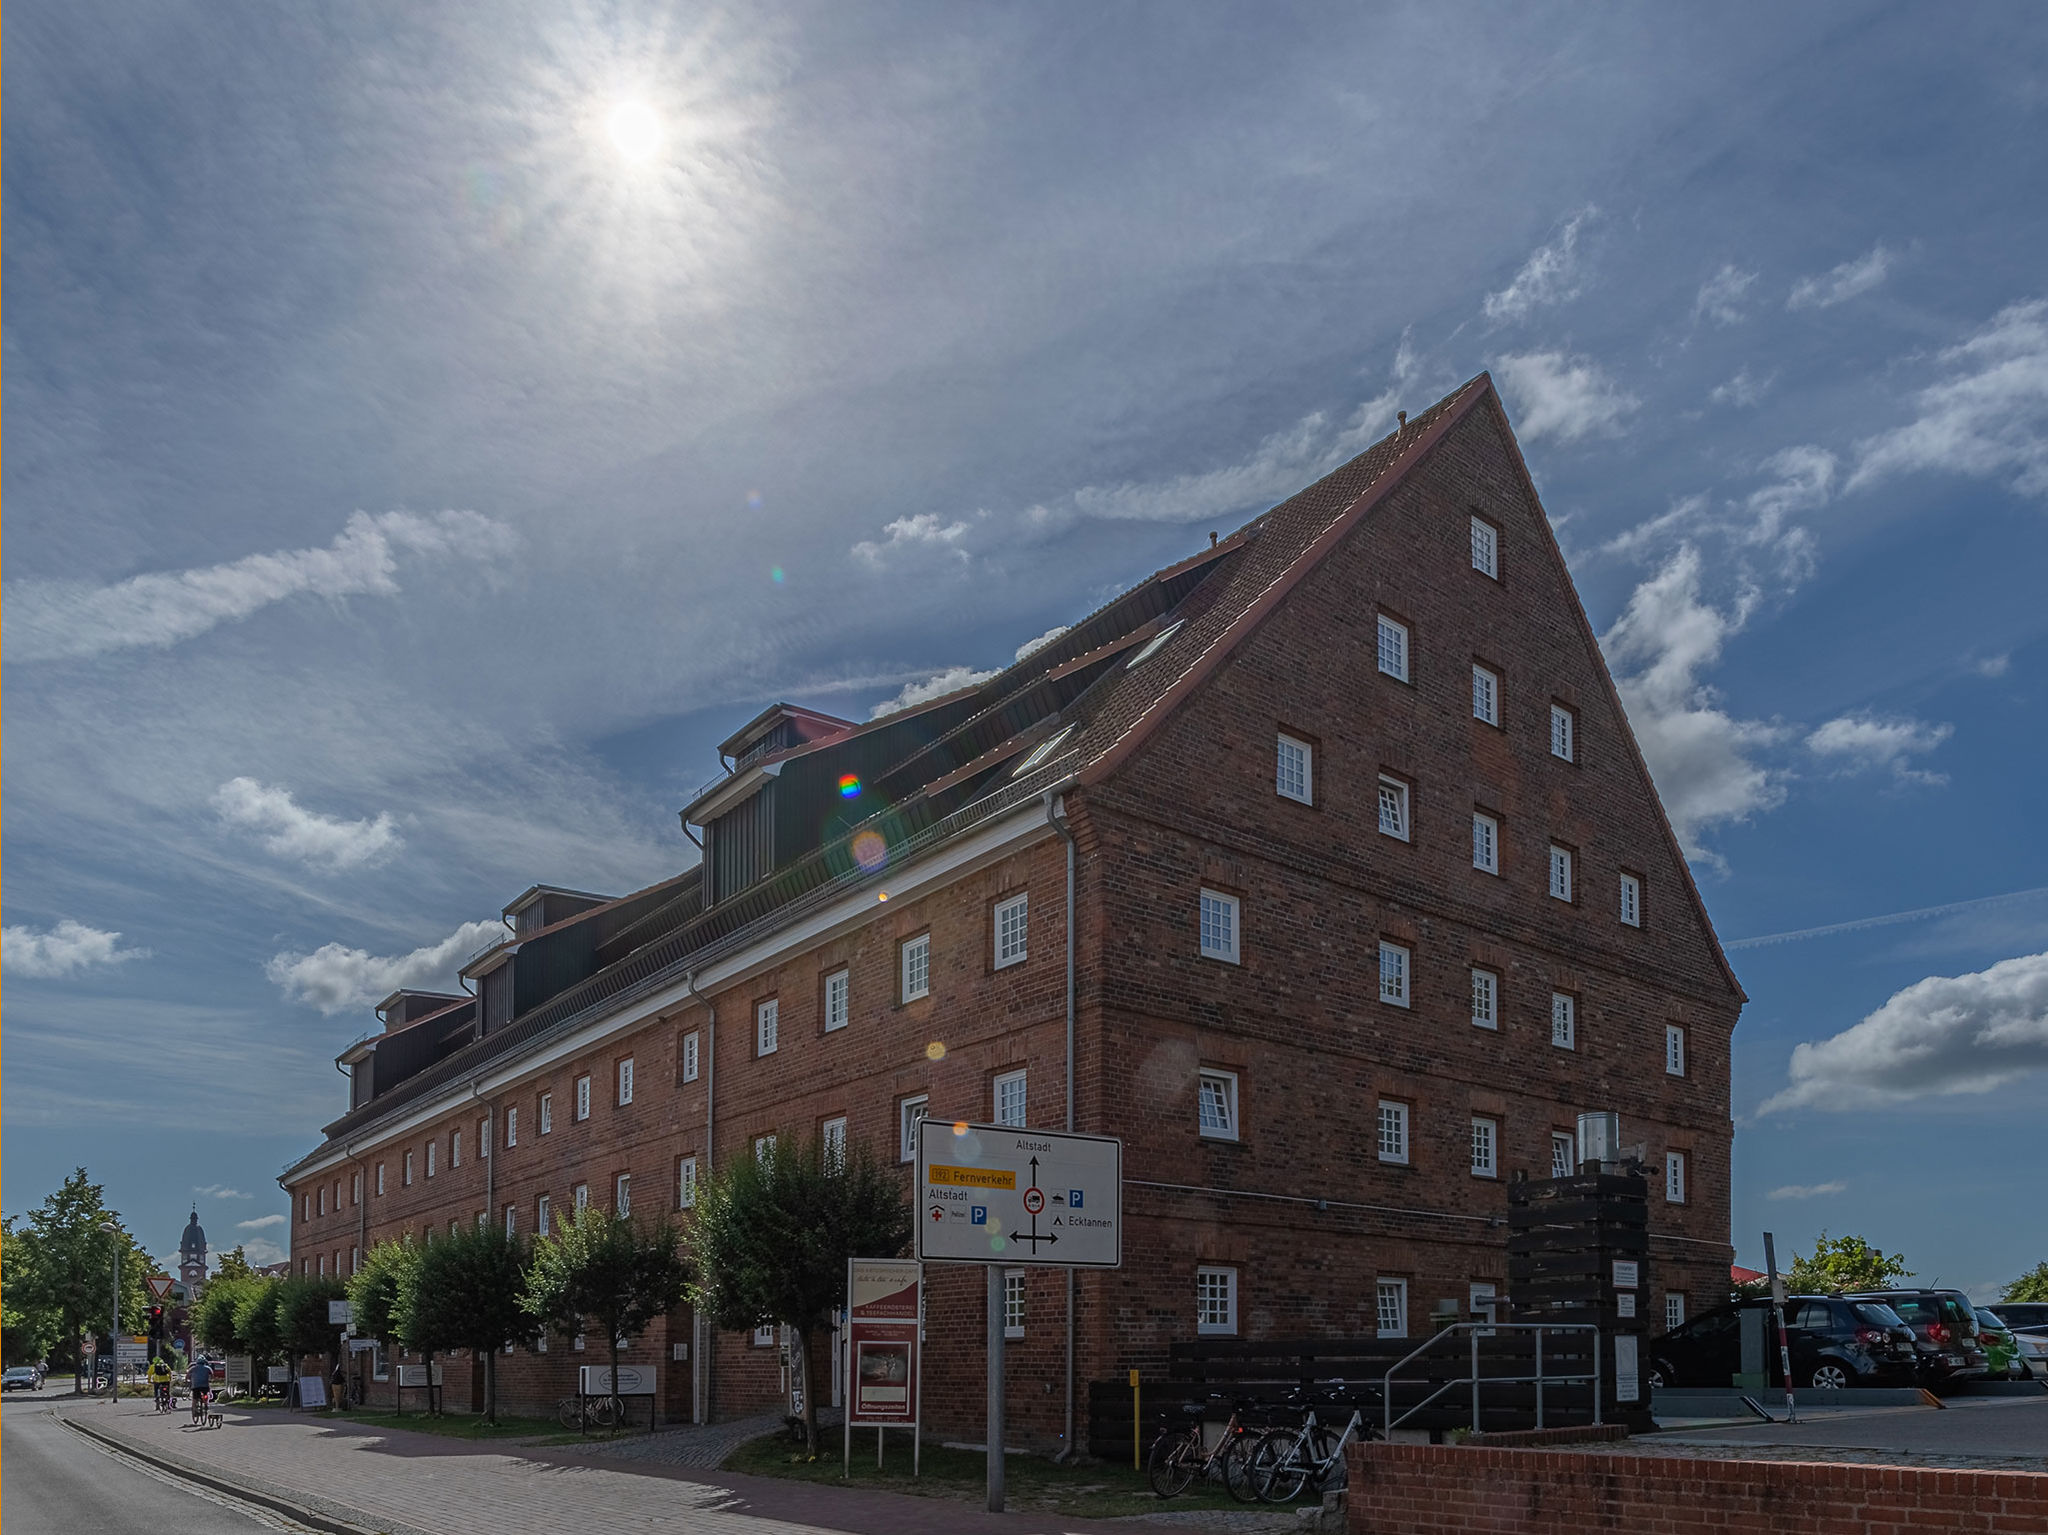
left=915, top=1121, right=1121, bottom=1268
left=578, top=1364, right=654, bottom=1397
left=845, top=1258, right=921, bottom=1427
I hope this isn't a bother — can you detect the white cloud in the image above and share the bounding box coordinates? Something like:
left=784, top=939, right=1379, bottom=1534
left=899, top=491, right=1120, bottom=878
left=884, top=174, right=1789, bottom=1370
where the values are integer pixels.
left=1014, top=625, right=1069, bottom=662
left=1710, top=366, right=1775, bottom=408
left=3, top=919, right=150, bottom=979
left=1760, top=950, right=2048, bottom=1113
left=236, top=1213, right=287, bottom=1230
left=1694, top=264, right=1758, bottom=326
left=1493, top=352, right=1639, bottom=442
left=193, top=1185, right=251, bottom=1199
left=1787, top=243, right=1892, bottom=310
left=851, top=513, right=972, bottom=568
left=1766, top=1181, right=1847, bottom=1201
left=233, top=1238, right=286, bottom=1268
left=266, top=917, right=501, bottom=1015
left=1806, top=713, right=1954, bottom=785
left=1974, top=653, right=2011, bottom=678
left=1848, top=299, right=2048, bottom=498
left=870, top=664, right=999, bottom=718
left=1483, top=206, right=1598, bottom=323
left=214, top=777, right=402, bottom=869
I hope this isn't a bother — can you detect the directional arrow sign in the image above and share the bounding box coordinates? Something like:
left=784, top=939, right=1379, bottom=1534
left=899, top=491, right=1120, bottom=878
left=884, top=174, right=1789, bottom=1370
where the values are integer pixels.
left=146, top=1275, right=174, bottom=1301
left=916, top=1121, right=1120, bottom=1268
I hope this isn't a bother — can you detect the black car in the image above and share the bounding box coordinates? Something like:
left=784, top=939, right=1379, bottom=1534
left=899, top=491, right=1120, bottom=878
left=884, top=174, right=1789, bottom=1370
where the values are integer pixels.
left=1647, top=1295, right=1920, bottom=1390
left=1992, top=1302, right=2048, bottom=1331
left=1841, top=1289, right=1990, bottom=1387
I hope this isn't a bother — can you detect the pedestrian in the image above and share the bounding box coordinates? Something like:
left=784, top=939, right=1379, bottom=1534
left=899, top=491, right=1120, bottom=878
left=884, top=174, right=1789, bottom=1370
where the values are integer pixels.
left=333, top=1360, right=349, bottom=1411
left=186, top=1353, right=213, bottom=1426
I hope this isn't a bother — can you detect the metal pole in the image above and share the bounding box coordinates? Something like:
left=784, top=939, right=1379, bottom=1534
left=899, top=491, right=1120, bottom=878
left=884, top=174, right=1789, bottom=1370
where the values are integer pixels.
left=986, top=1266, right=1005, bottom=1513
left=1534, top=1330, right=1544, bottom=1430
left=1592, top=1330, right=1602, bottom=1426
left=1470, top=1328, right=1480, bottom=1433
left=1764, top=1232, right=1798, bottom=1424
left=111, top=1241, right=120, bottom=1400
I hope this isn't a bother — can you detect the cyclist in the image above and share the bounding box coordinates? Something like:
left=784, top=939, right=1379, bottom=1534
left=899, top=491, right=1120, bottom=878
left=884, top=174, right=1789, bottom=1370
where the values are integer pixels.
left=147, top=1355, right=175, bottom=1412
left=186, top=1355, right=213, bottom=1425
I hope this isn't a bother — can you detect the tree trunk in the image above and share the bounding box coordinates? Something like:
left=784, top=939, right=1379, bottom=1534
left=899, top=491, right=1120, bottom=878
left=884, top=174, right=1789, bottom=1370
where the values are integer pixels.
left=607, top=1324, right=623, bottom=1434
left=483, top=1345, right=496, bottom=1424
left=71, top=1328, right=83, bottom=1395
left=795, top=1326, right=820, bottom=1456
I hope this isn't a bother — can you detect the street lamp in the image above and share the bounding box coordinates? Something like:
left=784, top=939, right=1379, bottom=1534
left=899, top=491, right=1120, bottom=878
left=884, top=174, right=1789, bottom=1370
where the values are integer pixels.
left=99, top=1220, right=121, bottom=1401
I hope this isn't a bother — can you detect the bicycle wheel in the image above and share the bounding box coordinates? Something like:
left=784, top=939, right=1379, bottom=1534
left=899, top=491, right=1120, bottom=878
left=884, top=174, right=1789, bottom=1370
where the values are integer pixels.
left=558, top=1395, right=584, bottom=1429
left=1220, top=1431, right=1265, bottom=1503
left=1309, top=1427, right=1348, bottom=1494
left=1146, top=1431, right=1198, bottom=1498
left=1249, top=1428, right=1311, bottom=1502
left=591, top=1395, right=620, bottom=1429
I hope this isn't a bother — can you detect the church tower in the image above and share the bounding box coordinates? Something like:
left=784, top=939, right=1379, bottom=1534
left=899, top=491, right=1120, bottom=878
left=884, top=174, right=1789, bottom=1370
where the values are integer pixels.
left=179, top=1209, right=208, bottom=1294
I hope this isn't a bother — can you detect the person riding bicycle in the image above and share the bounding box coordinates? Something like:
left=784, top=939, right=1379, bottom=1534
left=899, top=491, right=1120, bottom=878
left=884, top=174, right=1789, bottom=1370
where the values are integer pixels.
left=147, top=1356, right=175, bottom=1411
left=186, top=1355, right=213, bottom=1424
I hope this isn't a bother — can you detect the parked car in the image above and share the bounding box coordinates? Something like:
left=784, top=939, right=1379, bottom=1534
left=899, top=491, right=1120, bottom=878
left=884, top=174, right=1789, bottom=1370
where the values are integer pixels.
left=1973, top=1310, right=2025, bottom=1380
left=2, top=1367, right=39, bottom=1392
left=1991, top=1302, right=2048, bottom=1331
left=1647, top=1295, right=1921, bottom=1390
left=1841, top=1290, right=1990, bottom=1388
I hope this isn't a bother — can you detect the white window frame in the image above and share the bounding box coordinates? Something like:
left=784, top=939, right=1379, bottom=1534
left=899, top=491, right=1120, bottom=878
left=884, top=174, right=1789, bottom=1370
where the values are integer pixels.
left=573, top=1182, right=589, bottom=1211
left=504, top=1204, right=517, bottom=1238
left=1196, top=1266, right=1238, bottom=1336
left=994, top=893, right=1029, bottom=970
left=898, top=1095, right=928, bottom=1163
left=1470, top=515, right=1499, bottom=579
left=1376, top=1278, right=1409, bottom=1339
left=1276, top=734, right=1313, bottom=804
left=376, top=1163, right=386, bottom=1196
left=1199, top=888, right=1240, bottom=965
left=1004, top=1270, right=1026, bottom=1340
left=1377, top=614, right=1411, bottom=683
left=319, top=1185, right=328, bottom=1214
left=451, top=1130, right=462, bottom=1169
left=425, top=1142, right=435, bottom=1180
left=1472, top=811, right=1499, bottom=874
left=537, top=1193, right=551, bottom=1236
left=752, top=1322, right=776, bottom=1348
left=1666, top=1024, right=1687, bottom=1078
left=1471, top=1117, right=1499, bottom=1179
left=1551, top=992, right=1576, bottom=1051
left=1377, top=775, right=1411, bottom=840
left=505, top=1107, right=517, bottom=1149
left=1665, top=1293, right=1687, bottom=1331
left=618, top=1057, right=635, bottom=1106
left=615, top=1173, right=631, bottom=1216
left=1378, top=941, right=1411, bottom=1008
left=1197, top=1069, right=1239, bottom=1141
left=1620, top=873, right=1642, bottom=928
left=753, top=1133, right=777, bottom=1166
left=901, top=934, right=931, bottom=1002
left=756, top=999, right=779, bottom=1056
left=823, top=971, right=849, bottom=1032
left=1549, top=845, right=1573, bottom=903
left=822, top=1117, right=848, bottom=1170
left=678, top=1157, right=697, bottom=1210
left=1552, top=1132, right=1576, bottom=1180
left=575, top=1074, right=592, bottom=1121
left=1471, top=967, right=1499, bottom=1030
left=1377, top=1100, right=1409, bottom=1165
left=1665, top=1151, right=1687, bottom=1204
left=993, top=1068, right=1028, bottom=1127
left=480, top=1115, right=490, bottom=1159
left=403, top=1151, right=414, bottom=1186
left=1472, top=663, right=1501, bottom=726
left=682, top=1030, right=700, bottom=1082
left=1550, top=703, right=1576, bottom=763
left=539, top=1093, right=552, bottom=1135
left=352, top=1172, right=361, bottom=1205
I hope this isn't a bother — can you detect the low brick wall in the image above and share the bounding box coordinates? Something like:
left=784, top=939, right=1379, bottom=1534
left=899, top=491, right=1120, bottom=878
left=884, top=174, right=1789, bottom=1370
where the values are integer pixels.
left=1347, top=1441, right=2048, bottom=1534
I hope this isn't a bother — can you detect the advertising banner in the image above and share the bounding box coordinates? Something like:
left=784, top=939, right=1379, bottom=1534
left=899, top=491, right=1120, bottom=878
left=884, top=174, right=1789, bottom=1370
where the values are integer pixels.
left=578, top=1364, right=655, bottom=1397
left=845, top=1258, right=920, bottom=1428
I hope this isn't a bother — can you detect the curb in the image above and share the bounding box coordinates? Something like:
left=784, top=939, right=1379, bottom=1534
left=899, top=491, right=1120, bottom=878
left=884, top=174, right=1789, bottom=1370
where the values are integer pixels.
left=60, top=1413, right=390, bottom=1535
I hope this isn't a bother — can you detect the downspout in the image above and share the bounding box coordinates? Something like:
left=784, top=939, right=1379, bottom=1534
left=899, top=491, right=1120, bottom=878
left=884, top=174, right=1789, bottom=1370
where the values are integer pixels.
left=1043, top=791, right=1078, bottom=1460
left=470, top=1076, right=493, bottom=1419
left=684, top=970, right=716, bottom=1425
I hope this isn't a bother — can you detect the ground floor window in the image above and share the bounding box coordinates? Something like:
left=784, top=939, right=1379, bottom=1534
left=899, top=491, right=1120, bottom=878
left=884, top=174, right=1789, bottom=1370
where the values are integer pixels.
left=1196, top=1266, right=1237, bottom=1336
left=1376, top=1278, right=1408, bottom=1339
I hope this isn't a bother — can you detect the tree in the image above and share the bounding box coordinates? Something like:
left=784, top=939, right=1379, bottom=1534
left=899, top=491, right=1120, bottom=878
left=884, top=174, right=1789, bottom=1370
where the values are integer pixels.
left=523, top=1204, right=689, bottom=1429
left=395, top=1224, right=531, bottom=1422
left=346, top=1238, right=416, bottom=1355
left=214, top=1246, right=258, bottom=1284
left=276, top=1275, right=349, bottom=1394
left=2002, top=1262, right=2048, bottom=1304
left=234, top=1277, right=288, bottom=1385
left=688, top=1133, right=911, bottom=1454
left=1787, top=1232, right=1913, bottom=1294
left=193, top=1274, right=263, bottom=1357
left=10, top=1170, right=152, bottom=1392
left=2, top=1221, right=59, bottom=1367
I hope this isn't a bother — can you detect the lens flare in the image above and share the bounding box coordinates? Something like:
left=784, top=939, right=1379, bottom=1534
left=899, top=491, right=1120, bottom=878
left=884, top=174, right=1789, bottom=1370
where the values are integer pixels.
left=747, top=490, right=764, bottom=509
left=838, top=774, right=861, bottom=798
left=770, top=566, right=785, bottom=584
left=953, top=1121, right=969, bottom=1135
left=852, top=829, right=888, bottom=872
left=926, top=1042, right=947, bottom=1061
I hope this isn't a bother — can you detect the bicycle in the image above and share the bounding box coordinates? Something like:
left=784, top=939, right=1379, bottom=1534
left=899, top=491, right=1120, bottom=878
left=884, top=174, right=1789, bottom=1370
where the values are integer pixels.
left=1144, top=1394, right=1261, bottom=1501
left=1245, top=1384, right=1379, bottom=1502
left=556, top=1392, right=618, bottom=1431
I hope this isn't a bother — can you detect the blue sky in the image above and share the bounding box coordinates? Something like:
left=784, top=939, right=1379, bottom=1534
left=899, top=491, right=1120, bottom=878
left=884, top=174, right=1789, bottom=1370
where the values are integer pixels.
left=5, top=3, right=2044, bottom=1297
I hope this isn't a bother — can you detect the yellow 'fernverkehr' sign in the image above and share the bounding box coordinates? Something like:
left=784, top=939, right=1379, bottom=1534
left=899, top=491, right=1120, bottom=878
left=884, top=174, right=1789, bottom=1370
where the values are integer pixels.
left=927, top=1164, right=1017, bottom=1189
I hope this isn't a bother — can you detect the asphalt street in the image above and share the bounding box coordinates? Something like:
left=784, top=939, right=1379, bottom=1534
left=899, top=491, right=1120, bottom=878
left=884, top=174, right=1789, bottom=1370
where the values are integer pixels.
left=2, top=1391, right=282, bottom=1534
left=1654, top=1392, right=2048, bottom=1458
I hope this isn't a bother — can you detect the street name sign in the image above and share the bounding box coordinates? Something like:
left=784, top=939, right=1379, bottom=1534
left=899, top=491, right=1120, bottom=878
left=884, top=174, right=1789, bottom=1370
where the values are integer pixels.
left=915, top=1121, right=1120, bottom=1268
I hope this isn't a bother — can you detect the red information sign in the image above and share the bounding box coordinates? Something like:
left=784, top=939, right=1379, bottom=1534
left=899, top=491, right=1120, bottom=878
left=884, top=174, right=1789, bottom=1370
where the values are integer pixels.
left=845, top=1258, right=920, bottom=1428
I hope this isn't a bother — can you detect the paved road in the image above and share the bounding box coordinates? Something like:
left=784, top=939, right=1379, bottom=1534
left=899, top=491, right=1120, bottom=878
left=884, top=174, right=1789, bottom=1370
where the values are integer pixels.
left=1, top=1393, right=284, bottom=1534
left=1654, top=1392, right=2048, bottom=1461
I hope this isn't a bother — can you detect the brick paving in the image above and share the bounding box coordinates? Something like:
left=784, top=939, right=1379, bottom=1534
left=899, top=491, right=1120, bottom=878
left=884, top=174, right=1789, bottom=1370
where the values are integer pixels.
left=65, top=1399, right=1284, bottom=1535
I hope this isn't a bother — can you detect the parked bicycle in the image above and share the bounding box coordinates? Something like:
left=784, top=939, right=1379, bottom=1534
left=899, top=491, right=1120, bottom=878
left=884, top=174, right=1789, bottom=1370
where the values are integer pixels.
left=1246, top=1383, right=1379, bottom=1501
left=556, top=1392, right=618, bottom=1431
left=1145, top=1394, right=1262, bottom=1501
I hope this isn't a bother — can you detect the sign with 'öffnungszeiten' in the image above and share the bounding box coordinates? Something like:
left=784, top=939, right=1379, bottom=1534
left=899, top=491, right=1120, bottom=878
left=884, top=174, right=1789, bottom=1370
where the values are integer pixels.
left=915, top=1121, right=1121, bottom=1268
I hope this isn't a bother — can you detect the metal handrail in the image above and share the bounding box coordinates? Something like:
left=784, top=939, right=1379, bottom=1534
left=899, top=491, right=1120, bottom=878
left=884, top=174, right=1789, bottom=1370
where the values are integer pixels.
left=1380, top=1323, right=1600, bottom=1439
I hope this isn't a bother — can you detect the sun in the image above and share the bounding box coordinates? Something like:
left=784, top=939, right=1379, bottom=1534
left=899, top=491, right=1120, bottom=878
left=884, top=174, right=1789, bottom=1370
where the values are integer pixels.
left=605, top=101, right=665, bottom=163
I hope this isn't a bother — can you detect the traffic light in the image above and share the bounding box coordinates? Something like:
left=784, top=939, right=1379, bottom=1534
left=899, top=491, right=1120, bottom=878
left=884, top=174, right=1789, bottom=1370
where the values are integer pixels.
left=147, top=1304, right=165, bottom=1343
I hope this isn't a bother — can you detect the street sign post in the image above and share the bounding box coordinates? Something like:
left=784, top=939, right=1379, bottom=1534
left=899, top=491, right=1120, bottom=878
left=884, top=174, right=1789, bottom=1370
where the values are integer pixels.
left=146, top=1275, right=175, bottom=1301
left=843, top=1258, right=922, bottom=1479
left=915, top=1121, right=1122, bottom=1513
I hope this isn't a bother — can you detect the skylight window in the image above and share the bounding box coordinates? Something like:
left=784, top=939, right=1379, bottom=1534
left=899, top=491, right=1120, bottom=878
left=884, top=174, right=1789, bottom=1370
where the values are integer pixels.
left=1125, top=619, right=1185, bottom=669
left=1012, top=724, right=1076, bottom=776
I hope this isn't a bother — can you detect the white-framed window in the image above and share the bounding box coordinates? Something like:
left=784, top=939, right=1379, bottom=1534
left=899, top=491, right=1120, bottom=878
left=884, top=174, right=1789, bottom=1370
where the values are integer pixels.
left=352, top=1245, right=360, bottom=1273
left=1376, top=1278, right=1409, bottom=1339
left=823, top=972, right=849, bottom=1032
left=1196, top=1266, right=1238, bottom=1336
left=425, top=1142, right=436, bottom=1180
left=451, top=1130, right=462, bottom=1169
left=537, top=1193, right=551, bottom=1236
left=618, top=1057, right=635, bottom=1105
left=319, top=1185, right=328, bottom=1214
left=1471, top=1117, right=1499, bottom=1179
left=1470, top=515, right=1499, bottom=579
left=1620, top=873, right=1642, bottom=928
left=1665, top=1151, right=1687, bottom=1204
left=1666, top=1024, right=1687, bottom=1077
left=505, top=1107, right=517, bottom=1149
left=1276, top=734, right=1313, bottom=804
left=898, top=1095, right=928, bottom=1162
left=615, top=1174, right=631, bottom=1215
left=682, top=1031, right=700, bottom=1082
left=901, top=934, right=930, bottom=1002
left=1004, top=1270, right=1026, bottom=1340
left=1665, top=1293, right=1687, bottom=1331
left=1199, top=888, right=1240, bottom=964
left=1472, top=663, right=1501, bottom=726
left=1472, top=811, right=1499, bottom=874
left=1197, top=1069, right=1239, bottom=1140
left=1551, top=992, right=1576, bottom=1050
left=1552, top=1131, right=1576, bottom=1180
left=573, top=1182, right=589, bottom=1211
left=1378, top=941, right=1411, bottom=1007
left=1550, top=704, right=1576, bottom=762
left=575, top=1074, right=592, bottom=1121
left=678, top=1157, right=697, bottom=1210
left=753, top=1134, right=776, bottom=1166
left=504, top=1204, right=517, bottom=1238
left=822, top=1117, right=848, bottom=1169
left=1549, top=845, right=1574, bottom=902
left=1377, top=614, right=1411, bottom=682
left=994, top=893, right=1029, bottom=969
left=479, top=1115, right=490, bottom=1158
left=539, top=1093, right=552, bottom=1134
left=1471, top=968, right=1499, bottom=1029
left=376, top=1163, right=386, bottom=1196
left=352, top=1172, right=361, bottom=1205
left=1377, top=1100, right=1409, bottom=1164
left=573, top=1333, right=586, bottom=1352
left=1378, top=776, right=1411, bottom=840
left=993, top=1068, right=1028, bottom=1127
left=403, top=1151, right=414, bottom=1186
left=753, top=1323, right=776, bottom=1348
left=756, top=999, right=779, bottom=1056
left=318, top=1253, right=326, bottom=1276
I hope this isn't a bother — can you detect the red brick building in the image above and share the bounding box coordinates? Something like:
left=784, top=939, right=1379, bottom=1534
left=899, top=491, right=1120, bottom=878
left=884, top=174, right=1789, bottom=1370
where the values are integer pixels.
left=281, top=373, right=1742, bottom=1449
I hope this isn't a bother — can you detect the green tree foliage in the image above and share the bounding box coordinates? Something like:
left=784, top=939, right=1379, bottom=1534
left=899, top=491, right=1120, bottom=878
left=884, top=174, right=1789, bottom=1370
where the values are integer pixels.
left=687, top=1134, right=911, bottom=1454
left=276, top=1275, right=350, bottom=1384
left=345, top=1238, right=416, bottom=1352
left=10, top=1169, right=153, bottom=1392
left=2, top=1221, right=59, bottom=1367
left=233, top=1277, right=288, bottom=1374
left=193, top=1275, right=269, bottom=1356
left=2001, top=1261, right=2048, bottom=1304
left=396, top=1224, right=531, bottom=1422
left=523, top=1204, right=689, bottom=1427
left=1787, top=1231, right=1913, bottom=1294
left=214, top=1246, right=258, bottom=1284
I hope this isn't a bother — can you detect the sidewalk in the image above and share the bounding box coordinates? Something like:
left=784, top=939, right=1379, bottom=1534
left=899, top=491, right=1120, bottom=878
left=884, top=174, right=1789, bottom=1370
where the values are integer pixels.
left=63, top=1398, right=1276, bottom=1535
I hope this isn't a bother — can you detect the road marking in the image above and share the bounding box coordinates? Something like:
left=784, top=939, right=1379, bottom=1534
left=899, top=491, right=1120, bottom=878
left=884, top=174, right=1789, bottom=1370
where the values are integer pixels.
left=67, top=1419, right=322, bottom=1533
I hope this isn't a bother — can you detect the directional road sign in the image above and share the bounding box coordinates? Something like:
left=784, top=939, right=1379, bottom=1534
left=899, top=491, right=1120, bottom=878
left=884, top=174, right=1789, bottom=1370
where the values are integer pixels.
left=915, top=1120, right=1120, bottom=1268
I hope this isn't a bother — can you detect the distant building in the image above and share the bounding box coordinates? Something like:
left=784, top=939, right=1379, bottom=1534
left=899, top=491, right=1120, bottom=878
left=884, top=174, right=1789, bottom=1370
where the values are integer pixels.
left=178, top=1209, right=208, bottom=1295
